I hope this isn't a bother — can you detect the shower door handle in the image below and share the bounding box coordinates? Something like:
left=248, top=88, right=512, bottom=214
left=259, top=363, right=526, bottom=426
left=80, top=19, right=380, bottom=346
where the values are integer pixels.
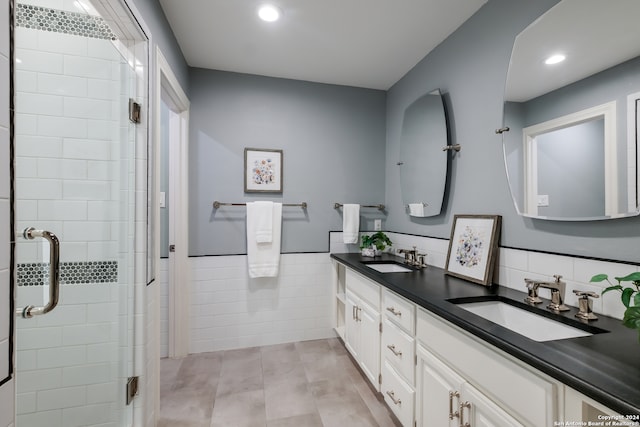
left=16, top=227, right=61, bottom=318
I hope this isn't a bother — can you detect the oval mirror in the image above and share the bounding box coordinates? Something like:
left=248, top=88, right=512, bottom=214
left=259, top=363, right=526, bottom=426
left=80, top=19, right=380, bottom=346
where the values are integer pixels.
left=501, top=0, right=640, bottom=220
left=399, top=89, right=449, bottom=217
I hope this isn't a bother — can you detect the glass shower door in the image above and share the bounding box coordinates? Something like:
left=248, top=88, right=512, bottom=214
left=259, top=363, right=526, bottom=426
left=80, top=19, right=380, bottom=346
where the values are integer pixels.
left=13, top=2, right=140, bottom=425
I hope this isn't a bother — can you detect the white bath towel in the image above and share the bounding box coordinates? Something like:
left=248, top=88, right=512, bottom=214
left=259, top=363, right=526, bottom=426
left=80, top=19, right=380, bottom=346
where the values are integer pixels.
left=247, top=202, right=282, bottom=278
left=409, top=203, right=425, bottom=216
left=342, top=204, right=360, bottom=244
left=252, top=201, right=274, bottom=243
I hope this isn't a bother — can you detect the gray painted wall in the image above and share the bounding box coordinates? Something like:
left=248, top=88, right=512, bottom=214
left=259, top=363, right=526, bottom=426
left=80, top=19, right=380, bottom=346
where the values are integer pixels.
left=384, top=0, right=640, bottom=263
left=188, top=69, right=386, bottom=255
left=516, top=56, right=640, bottom=214
left=130, top=0, right=189, bottom=94
left=537, top=119, right=604, bottom=218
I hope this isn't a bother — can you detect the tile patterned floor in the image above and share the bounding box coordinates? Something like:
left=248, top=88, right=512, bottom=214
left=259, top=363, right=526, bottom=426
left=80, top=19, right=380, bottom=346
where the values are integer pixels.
left=159, top=338, right=402, bottom=427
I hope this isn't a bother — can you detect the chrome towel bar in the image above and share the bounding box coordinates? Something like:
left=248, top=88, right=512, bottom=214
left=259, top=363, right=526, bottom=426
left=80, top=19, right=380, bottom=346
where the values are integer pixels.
left=334, top=203, right=385, bottom=211
left=213, top=201, right=307, bottom=209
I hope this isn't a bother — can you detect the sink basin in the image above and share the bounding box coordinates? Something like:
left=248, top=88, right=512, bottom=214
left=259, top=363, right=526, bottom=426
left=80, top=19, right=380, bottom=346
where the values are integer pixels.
left=450, top=297, right=604, bottom=342
left=364, top=262, right=414, bottom=273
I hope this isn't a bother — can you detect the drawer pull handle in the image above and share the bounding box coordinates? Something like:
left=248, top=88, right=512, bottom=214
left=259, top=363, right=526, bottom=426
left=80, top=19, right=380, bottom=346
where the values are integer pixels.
left=459, top=401, right=471, bottom=427
left=386, top=390, right=401, bottom=406
left=386, top=306, right=402, bottom=317
left=387, top=344, right=402, bottom=357
left=449, top=391, right=460, bottom=420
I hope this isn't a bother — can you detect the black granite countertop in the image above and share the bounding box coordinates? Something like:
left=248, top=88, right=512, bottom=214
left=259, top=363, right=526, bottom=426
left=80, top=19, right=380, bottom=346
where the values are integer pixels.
left=330, top=252, right=640, bottom=417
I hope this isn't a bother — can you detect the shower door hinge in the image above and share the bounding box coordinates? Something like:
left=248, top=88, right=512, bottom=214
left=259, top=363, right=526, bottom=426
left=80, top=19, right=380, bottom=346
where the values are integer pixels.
left=129, top=99, right=141, bottom=123
left=126, top=376, right=139, bottom=405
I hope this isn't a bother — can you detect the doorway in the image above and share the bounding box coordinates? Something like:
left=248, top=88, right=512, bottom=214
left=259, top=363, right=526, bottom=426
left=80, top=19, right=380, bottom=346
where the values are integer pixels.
left=11, top=0, right=148, bottom=425
left=156, top=48, right=190, bottom=360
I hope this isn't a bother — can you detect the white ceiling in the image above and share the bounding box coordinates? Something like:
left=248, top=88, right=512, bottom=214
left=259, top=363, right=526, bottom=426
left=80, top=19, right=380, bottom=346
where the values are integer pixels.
left=158, top=0, right=487, bottom=90
left=506, top=0, right=640, bottom=102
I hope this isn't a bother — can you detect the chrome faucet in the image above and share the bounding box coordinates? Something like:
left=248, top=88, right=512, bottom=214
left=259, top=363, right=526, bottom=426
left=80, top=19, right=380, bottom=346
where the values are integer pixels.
left=523, top=279, right=543, bottom=305
left=398, top=246, right=427, bottom=268
left=526, top=275, right=569, bottom=312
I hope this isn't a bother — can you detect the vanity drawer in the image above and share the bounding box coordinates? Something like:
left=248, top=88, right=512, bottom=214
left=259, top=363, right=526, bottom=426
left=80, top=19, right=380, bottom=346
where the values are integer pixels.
left=382, top=318, right=415, bottom=383
left=345, top=269, right=380, bottom=309
left=416, top=308, right=557, bottom=427
left=382, top=359, right=415, bottom=427
left=382, top=289, right=415, bottom=334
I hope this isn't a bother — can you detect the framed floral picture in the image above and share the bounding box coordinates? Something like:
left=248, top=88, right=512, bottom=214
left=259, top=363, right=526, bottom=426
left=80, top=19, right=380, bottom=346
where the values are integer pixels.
left=445, top=214, right=501, bottom=286
left=244, top=148, right=283, bottom=193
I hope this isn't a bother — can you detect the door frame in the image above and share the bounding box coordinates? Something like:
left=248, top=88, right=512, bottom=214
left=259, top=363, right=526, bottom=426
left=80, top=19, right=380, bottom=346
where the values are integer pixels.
left=154, top=46, right=190, bottom=361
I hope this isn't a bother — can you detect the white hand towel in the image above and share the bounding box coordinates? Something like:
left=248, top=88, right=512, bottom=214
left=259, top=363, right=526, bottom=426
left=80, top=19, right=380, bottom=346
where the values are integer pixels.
left=247, top=202, right=282, bottom=278
left=252, top=201, right=274, bottom=243
left=409, top=203, right=425, bottom=216
left=342, top=204, right=360, bottom=244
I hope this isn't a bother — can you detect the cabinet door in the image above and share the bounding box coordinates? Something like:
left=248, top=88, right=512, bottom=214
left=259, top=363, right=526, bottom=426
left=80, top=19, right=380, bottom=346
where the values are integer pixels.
left=460, top=382, right=525, bottom=427
left=345, top=291, right=360, bottom=359
left=416, top=344, right=465, bottom=427
left=358, top=299, right=381, bottom=389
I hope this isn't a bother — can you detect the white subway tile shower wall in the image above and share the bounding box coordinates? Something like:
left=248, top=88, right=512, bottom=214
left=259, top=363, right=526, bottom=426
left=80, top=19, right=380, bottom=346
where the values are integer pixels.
left=188, top=253, right=334, bottom=353
left=15, top=286, right=120, bottom=426
left=0, top=0, right=13, bottom=423
left=14, top=25, right=123, bottom=266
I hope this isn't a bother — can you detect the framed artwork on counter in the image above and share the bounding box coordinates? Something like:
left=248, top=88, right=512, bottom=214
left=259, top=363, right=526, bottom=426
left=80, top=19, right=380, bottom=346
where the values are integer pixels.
left=445, top=214, right=501, bottom=286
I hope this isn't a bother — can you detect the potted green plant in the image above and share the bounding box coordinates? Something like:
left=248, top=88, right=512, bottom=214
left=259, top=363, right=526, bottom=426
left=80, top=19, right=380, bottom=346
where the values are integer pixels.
left=360, top=232, right=392, bottom=257
left=590, top=272, right=640, bottom=342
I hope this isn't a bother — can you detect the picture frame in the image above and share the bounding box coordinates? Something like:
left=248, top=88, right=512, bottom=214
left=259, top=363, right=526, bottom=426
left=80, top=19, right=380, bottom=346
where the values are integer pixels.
left=244, top=148, right=283, bottom=193
left=445, top=214, right=502, bottom=286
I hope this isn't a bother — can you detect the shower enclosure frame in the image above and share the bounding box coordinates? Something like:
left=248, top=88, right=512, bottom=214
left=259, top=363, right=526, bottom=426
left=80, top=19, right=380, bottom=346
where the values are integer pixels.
left=8, top=0, right=154, bottom=425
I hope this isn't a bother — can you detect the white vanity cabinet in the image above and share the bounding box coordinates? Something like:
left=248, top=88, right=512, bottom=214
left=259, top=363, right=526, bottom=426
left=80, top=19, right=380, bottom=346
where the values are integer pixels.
left=417, top=307, right=558, bottom=427
left=332, top=261, right=626, bottom=426
left=332, top=260, right=347, bottom=340
left=344, top=269, right=381, bottom=390
left=416, top=344, right=523, bottom=427
left=380, top=289, right=416, bottom=426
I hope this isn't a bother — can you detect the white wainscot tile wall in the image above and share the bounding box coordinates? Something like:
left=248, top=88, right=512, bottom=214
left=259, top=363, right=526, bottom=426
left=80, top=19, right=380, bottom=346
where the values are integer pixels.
left=188, top=253, right=334, bottom=354
left=497, top=247, right=637, bottom=320
left=159, top=232, right=637, bottom=358
left=330, top=231, right=635, bottom=320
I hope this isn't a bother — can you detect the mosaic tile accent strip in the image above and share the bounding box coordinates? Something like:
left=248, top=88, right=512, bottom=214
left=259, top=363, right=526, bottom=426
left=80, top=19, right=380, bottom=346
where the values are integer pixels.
left=17, top=260, right=118, bottom=286
left=15, top=3, right=117, bottom=40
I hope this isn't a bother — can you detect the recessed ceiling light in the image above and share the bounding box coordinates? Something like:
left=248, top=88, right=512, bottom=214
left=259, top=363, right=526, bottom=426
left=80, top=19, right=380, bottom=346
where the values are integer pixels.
left=545, top=54, right=566, bottom=65
left=258, top=4, right=282, bottom=22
